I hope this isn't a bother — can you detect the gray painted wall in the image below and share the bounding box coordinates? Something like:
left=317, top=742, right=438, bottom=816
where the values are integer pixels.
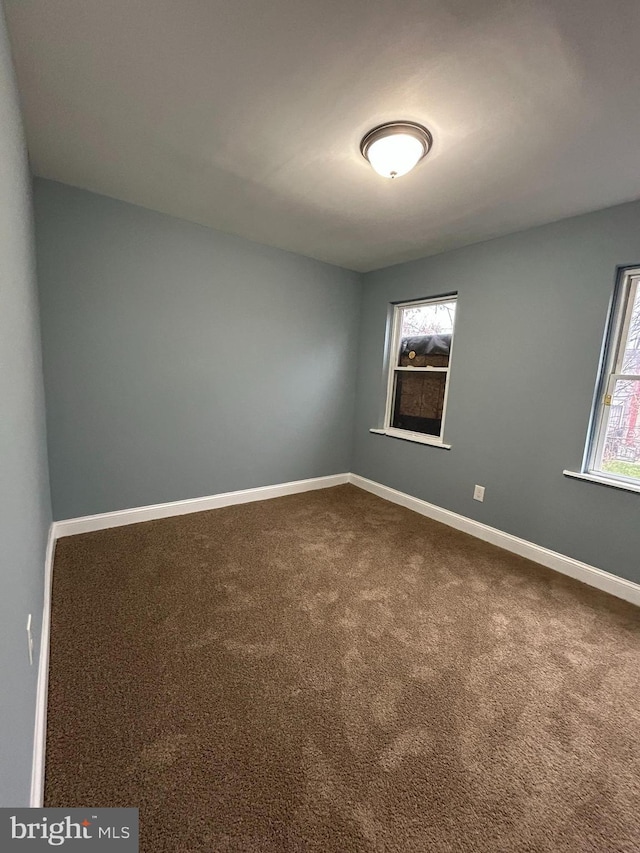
left=0, top=8, right=51, bottom=805
left=34, top=179, right=361, bottom=520
left=31, top=174, right=640, bottom=587
left=354, top=202, right=640, bottom=585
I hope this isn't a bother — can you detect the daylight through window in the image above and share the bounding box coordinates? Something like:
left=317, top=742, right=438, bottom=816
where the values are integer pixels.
left=384, top=295, right=457, bottom=443
left=587, top=267, right=640, bottom=485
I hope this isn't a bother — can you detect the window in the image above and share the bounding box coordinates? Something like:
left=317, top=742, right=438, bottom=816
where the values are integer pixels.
left=585, top=267, right=640, bottom=487
left=382, top=295, right=457, bottom=446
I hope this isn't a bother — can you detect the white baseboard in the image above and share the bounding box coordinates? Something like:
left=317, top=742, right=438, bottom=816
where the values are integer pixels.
left=31, top=472, right=349, bottom=804
left=53, top=473, right=350, bottom=538
left=32, top=469, right=638, bottom=806
left=349, top=474, right=640, bottom=607
left=30, top=525, right=56, bottom=807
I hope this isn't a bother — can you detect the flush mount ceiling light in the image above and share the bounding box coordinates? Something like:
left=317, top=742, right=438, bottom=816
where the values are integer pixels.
left=360, top=121, right=433, bottom=179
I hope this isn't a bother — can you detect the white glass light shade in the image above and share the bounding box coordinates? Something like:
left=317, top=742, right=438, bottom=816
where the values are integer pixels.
left=361, top=122, right=432, bottom=179
left=366, top=133, right=425, bottom=179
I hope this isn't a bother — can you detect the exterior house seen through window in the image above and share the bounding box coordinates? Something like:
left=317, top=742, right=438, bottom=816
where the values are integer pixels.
left=585, top=267, right=640, bottom=486
left=383, top=295, right=457, bottom=445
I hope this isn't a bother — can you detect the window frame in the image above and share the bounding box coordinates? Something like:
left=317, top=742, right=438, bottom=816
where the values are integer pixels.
left=382, top=293, right=458, bottom=447
left=584, top=266, right=640, bottom=488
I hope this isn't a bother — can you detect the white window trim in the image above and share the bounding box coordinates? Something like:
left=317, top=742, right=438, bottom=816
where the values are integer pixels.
left=563, top=469, right=640, bottom=494
left=567, top=266, right=640, bottom=494
left=369, top=427, right=452, bottom=449
left=374, top=294, right=457, bottom=448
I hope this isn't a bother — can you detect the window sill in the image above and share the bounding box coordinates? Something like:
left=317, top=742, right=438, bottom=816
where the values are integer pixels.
left=369, top=428, right=452, bottom=450
left=563, top=470, right=640, bottom=494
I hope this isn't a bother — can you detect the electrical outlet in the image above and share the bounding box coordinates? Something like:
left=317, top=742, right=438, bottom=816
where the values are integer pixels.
left=26, top=614, right=34, bottom=666
left=473, top=485, right=485, bottom=502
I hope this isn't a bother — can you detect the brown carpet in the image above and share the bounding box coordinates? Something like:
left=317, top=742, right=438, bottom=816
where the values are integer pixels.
left=45, top=484, right=640, bottom=852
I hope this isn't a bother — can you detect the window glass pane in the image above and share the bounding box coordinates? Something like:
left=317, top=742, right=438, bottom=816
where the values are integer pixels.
left=397, top=300, right=455, bottom=368
left=621, top=279, right=640, bottom=374
left=400, top=301, right=456, bottom=337
left=391, top=372, right=446, bottom=436
left=398, top=334, right=450, bottom=368
left=600, top=378, right=640, bottom=481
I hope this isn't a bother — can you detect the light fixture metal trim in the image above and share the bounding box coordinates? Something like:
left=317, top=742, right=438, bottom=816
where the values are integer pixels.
left=360, top=121, right=433, bottom=178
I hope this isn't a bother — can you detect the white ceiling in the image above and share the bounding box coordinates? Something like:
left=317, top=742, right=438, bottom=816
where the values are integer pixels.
left=5, top=0, right=640, bottom=272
